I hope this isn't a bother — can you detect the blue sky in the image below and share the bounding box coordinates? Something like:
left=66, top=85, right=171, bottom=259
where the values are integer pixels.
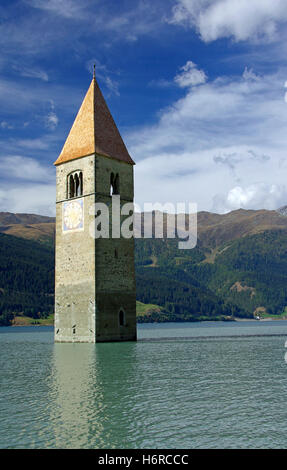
left=1, top=0, right=287, bottom=215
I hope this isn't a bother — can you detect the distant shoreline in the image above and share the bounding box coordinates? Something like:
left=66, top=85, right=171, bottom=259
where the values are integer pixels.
left=234, top=316, right=287, bottom=322
left=6, top=316, right=287, bottom=327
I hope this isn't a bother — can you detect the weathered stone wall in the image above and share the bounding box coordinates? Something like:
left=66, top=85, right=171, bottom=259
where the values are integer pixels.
left=95, top=154, right=134, bottom=201
left=94, top=155, right=136, bottom=342
left=56, top=154, right=95, bottom=202
left=55, top=154, right=96, bottom=343
left=96, top=291, right=136, bottom=342
left=55, top=153, right=136, bottom=343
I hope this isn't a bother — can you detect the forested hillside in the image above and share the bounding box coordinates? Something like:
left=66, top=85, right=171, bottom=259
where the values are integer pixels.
left=0, top=233, right=54, bottom=325
left=135, top=230, right=287, bottom=321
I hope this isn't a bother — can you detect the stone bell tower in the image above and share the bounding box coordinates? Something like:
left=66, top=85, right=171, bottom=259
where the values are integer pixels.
left=54, top=71, right=136, bottom=343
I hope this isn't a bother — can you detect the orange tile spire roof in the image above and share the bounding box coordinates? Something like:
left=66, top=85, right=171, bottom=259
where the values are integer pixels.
left=54, top=76, right=135, bottom=166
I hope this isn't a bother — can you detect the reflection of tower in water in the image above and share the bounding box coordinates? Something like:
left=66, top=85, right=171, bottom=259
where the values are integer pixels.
left=50, top=342, right=139, bottom=448
left=51, top=344, right=104, bottom=448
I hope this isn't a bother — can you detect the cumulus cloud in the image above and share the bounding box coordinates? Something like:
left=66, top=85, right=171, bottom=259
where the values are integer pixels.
left=133, top=145, right=287, bottom=213
left=212, top=183, right=287, bottom=213
left=213, top=149, right=270, bottom=181
left=128, top=69, right=287, bottom=213
left=0, top=155, right=54, bottom=182
left=0, top=155, right=55, bottom=215
left=148, top=60, right=207, bottom=90
left=169, top=0, right=287, bottom=43
left=174, top=61, right=207, bottom=87
left=0, top=184, right=55, bottom=216
left=128, top=70, right=287, bottom=158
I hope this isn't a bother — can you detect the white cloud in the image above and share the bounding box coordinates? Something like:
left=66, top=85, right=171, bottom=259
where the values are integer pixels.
left=45, top=100, right=58, bottom=130
left=149, top=61, right=207, bottom=90
left=25, top=0, right=90, bottom=19
left=212, top=183, right=287, bottom=213
left=86, top=59, right=120, bottom=96
left=148, top=78, right=172, bottom=88
left=0, top=121, right=13, bottom=129
left=16, top=138, right=50, bottom=150
left=129, top=71, right=287, bottom=157
left=0, top=155, right=55, bottom=215
left=45, top=112, right=59, bottom=130
left=18, top=67, right=49, bottom=82
left=0, top=77, right=82, bottom=119
left=169, top=0, right=287, bottom=43
left=104, top=77, right=120, bottom=97
left=24, top=0, right=167, bottom=45
left=0, top=184, right=55, bottom=216
left=133, top=145, right=287, bottom=213
left=213, top=149, right=270, bottom=180
left=128, top=69, right=287, bottom=213
left=174, top=61, right=207, bottom=87
left=0, top=155, right=54, bottom=182
left=242, top=67, right=260, bottom=82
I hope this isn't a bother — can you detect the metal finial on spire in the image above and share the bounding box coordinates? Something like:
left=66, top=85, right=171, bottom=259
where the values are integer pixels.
left=93, top=63, right=96, bottom=79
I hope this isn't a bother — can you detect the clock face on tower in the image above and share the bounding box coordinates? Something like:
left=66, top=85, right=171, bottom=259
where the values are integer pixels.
left=63, top=198, right=84, bottom=232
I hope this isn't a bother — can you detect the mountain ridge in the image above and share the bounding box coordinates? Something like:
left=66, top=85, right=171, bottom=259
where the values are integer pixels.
left=1, top=207, right=287, bottom=247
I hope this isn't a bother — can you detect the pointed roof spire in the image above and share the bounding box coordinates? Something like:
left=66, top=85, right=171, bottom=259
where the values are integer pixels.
left=93, top=63, right=96, bottom=79
left=54, top=75, right=134, bottom=166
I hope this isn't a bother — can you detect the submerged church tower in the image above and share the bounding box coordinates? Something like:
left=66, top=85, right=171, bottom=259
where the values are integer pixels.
left=54, top=72, right=136, bottom=342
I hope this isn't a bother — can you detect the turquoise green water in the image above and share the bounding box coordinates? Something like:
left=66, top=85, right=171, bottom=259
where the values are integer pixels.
left=1, top=321, right=287, bottom=448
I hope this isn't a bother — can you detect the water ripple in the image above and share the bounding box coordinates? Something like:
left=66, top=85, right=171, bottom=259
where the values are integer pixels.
left=0, top=324, right=287, bottom=448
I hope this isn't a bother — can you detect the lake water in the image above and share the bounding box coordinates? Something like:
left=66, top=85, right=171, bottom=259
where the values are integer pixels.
left=1, top=321, right=287, bottom=449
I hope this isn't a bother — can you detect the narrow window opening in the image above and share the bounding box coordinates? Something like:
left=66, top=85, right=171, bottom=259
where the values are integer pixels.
left=75, top=173, right=80, bottom=197
left=79, top=172, right=83, bottom=196
left=119, top=310, right=125, bottom=327
left=69, top=175, right=75, bottom=198
left=110, top=173, right=114, bottom=196
left=110, top=172, right=120, bottom=195
left=114, top=173, right=119, bottom=194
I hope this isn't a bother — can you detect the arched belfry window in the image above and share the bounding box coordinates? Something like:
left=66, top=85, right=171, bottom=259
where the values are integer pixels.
left=110, top=172, right=120, bottom=196
left=119, top=309, right=125, bottom=327
left=67, top=171, right=83, bottom=199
